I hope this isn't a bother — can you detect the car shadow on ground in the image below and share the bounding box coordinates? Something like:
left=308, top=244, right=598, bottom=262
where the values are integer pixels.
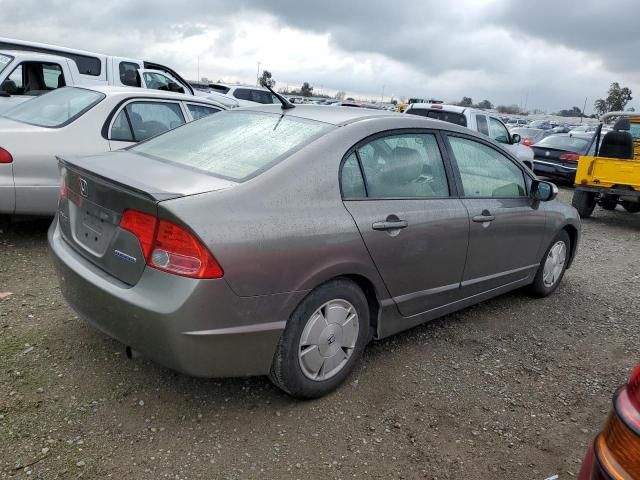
left=583, top=208, right=640, bottom=229
left=0, top=216, right=53, bottom=238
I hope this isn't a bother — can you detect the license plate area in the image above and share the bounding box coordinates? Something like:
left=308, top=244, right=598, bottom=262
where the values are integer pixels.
left=72, top=202, right=119, bottom=256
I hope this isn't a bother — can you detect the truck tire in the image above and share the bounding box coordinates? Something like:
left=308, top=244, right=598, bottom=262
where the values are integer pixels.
left=621, top=201, right=640, bottom=213
left=600, top=195, right=618, bottom=211
left=572, top=190, right=596, bottom=218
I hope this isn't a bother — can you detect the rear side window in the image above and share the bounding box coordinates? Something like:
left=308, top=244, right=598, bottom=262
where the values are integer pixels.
left=232, top=88, right=277, bottom=104
left=123, top=101, right=185, bottom=141
left=187, top=103, right=221, bottom=120
left=133, top=111, right=334, bottom=181
left=2, top=87, right=104, bottom=127
left=476, top=115, right=489, bottom=135
left=42, top=63, right=64, bottom=89
left=349, top=133, right=449, bottom=198
left=406, top=108, right=467, bottom=127
left=341, top=153, right=366, bottom=198
left=448, top=136, right=526, bottom=197
left=119, top=62, right=141, bottom=87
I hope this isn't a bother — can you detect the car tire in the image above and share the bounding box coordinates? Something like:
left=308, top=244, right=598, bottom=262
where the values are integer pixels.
left=269, top=278, right=370, bottom=399
left=600, top=195, right=618, bottom=211
left=621, top=201, right=640, bottom=213
left=571, top=190, right=596, bottom=218
left=529, top=230, right=571, bottom=298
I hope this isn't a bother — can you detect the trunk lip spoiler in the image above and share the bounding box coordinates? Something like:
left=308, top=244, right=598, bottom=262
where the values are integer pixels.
left=57, top=155, right=189, bottom=202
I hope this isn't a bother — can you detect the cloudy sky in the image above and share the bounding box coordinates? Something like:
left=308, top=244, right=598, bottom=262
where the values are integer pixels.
left=1, top=0, right=639, bottom=112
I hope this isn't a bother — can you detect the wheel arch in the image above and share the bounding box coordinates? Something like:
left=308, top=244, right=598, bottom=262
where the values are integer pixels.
left=562, top=224, right=579, bottom=268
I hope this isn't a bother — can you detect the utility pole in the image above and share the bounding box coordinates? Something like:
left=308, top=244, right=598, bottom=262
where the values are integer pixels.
left=256, top=61, right=261, bottom=86
left=197, top=55, right=200, bottom=81
left=581, top=96, right=588, bottom=123
left=381, top=85, right=385, bottom=103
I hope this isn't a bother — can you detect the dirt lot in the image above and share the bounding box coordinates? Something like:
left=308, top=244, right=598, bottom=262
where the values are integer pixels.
left=1, top=187, right=639, bottom=480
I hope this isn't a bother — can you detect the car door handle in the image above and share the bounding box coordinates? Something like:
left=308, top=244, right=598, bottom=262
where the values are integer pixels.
left=472, top=214, right=495, bottom=223
left=372, top=220, right=409, bottom=231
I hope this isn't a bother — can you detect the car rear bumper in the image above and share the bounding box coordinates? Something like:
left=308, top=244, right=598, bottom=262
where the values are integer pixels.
left=49, top=218, right=306, bottom=377
left=532, top=159, right=576, bottom=181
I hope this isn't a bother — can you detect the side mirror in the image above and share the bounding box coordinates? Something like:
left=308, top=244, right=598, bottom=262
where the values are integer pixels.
left=511, top=133, right=521, bottom=144
left=531, top=180, right=557, bottom=202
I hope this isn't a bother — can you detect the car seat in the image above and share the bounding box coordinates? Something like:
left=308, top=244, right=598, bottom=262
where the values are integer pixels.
left=599, top=117, right=634, bottom=159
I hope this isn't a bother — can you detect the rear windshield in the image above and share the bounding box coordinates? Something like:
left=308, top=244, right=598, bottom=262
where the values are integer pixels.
left=536, top=135, right=589, bottom=151
left=2, top=87, right=105, bottom=128
left=133, top=111, right=334, bottom=182
left=0, top=54, right=12, bottom=75
left=406, top=108, right=467, bottom=127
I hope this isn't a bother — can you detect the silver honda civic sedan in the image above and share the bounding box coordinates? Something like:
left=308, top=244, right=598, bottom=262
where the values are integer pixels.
left=49, top=104, right=580, bottom=398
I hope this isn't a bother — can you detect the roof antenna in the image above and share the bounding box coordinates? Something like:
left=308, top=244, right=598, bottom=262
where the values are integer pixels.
left=264, top=84, right=295, bottom=110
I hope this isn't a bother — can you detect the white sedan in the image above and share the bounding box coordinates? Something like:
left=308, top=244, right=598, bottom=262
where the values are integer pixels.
left=0, top=86, right=226, bottom=217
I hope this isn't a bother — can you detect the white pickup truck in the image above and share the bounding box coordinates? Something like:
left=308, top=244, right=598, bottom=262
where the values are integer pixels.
left=0, top=37, right=211, bottom=112
left=404, top=103, right=535, bottom=167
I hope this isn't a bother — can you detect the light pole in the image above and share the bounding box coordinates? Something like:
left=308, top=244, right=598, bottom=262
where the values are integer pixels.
left=197, top=55, right=200, bottom=81
left=256, top=61, right=261, bottom=86
left=381, top=85, right=385, bottom=103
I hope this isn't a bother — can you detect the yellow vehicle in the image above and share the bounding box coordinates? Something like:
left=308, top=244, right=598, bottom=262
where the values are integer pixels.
left=572, top=113, right=640, bottom=217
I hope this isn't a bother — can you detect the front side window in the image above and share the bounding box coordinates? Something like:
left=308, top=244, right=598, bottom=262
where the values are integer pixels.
left=124, top=101, right=185, bottom=141
left=133, top=111, right=334, bottom=181
left=448, top=136, right=526, bottom=197
left=0, top=54, right=13, bottom=75
left=489, top=117, right=510, bottom=144
left=355, top=133, right=449, bottom=198
left=187, top=103, right=221, bottom=120
left=628, top=122, right=640, bottom=141
left=2, top=87, right=105, bottom=127
left=143, top=72, right=184, bottom=93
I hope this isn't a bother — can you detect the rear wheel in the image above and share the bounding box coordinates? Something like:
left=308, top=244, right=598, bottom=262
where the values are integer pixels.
left=571, top=190, right=596, bottom=218
left=600, top=195, right=618, bottom=211
left=269, top=279, right=370, bottom=399
left=529, top=230, right=570, bottom=298
left=621, top=201, right=640, bottom=213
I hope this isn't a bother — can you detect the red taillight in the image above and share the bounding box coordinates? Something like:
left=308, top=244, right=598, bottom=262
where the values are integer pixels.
left=560, top=153, right=580, bottom=162
left=119, top=209, right=223, bottom=279
left=119, top=210, right=158, bottom=259
left=522, top=138, right=532, bottom=147
left=430, top=104, right=443, bottom=109
left=0, top=147, right=13, bottom=163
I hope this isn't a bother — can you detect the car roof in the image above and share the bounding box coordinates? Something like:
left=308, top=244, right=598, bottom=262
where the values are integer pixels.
left=0, top=49, right=67, bottom=61
left=239, top=104, right=407, bottom=126
left=64, top=85, right=227, bottom=108
left=237, top=104, right=477, bottom=132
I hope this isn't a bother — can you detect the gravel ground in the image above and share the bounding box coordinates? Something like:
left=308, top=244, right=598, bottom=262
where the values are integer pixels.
left=1, top=187, right=639, bottom=480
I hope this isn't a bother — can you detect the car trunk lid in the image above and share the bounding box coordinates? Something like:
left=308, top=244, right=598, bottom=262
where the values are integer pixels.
left=57, top=150, right=235, bottom=285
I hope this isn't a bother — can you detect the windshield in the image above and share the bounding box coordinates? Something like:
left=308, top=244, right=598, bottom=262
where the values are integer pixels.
left=535, top=135, right=590, bottom=151
left=133, top=111, right=335, bottom=181
left=629, top=122, right=640, bottom=141
left=2, top=87, right=105, bottom=127
left=0, top=54, right=12, bottom=75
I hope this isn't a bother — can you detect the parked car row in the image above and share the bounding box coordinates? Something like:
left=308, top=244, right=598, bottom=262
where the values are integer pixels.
left=0, top=86, right=227, bottom=216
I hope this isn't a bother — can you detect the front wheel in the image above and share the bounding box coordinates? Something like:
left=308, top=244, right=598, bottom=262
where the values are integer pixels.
left=571, top=190, right=596, bottom=218
left=621, top=201, right=640, bottom=213
left=269, top=279, right=370, bottom=399
left=529, top=230, right=570, bottom=297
